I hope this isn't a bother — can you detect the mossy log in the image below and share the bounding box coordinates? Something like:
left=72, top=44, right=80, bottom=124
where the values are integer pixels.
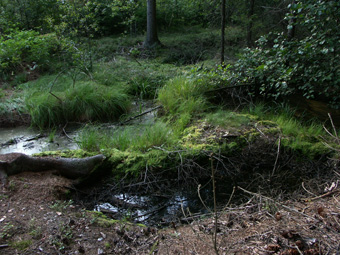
left=0, top=153, right=105, bottom=184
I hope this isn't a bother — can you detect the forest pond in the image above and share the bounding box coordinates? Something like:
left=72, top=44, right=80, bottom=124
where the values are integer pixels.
left=0, top=126, right=79, bottom=155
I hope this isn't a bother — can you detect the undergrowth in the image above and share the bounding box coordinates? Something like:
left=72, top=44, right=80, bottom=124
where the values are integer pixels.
left=247, top=103, right=330, bottom=157
left=26, top=80, right=130, bottom=128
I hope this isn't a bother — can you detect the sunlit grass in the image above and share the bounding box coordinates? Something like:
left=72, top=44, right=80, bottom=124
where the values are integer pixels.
left=26, top=81, right=130, bottom=128
left=205, top=110, right=251, bottom=129
left=158, top=76, right=208, bottom=115
left=76, top=121, right=177, bottom=153
left=247, top=103, right=328, bottom=157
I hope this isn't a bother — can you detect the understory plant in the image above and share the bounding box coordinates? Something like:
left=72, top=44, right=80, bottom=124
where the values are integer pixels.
left=230, top=0, right=340, bottom=107
left=26, top=81, right=130, bottom=128
left=0, top=30, right=82, bottom=82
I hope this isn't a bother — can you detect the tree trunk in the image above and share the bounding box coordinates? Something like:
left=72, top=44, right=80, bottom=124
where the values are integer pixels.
left=247, top=0, right=255, bottom=47
left=0, top=153, right=105, bottom=184
left=287, top=0, right=296, bottom=41
left=144, top=0, right=161, bottom=48
left=221, top=0, right=226, bottom=65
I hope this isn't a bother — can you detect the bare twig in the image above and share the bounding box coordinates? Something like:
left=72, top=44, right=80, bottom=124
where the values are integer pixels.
left=211, top=155, right=219, bottom=255
left=237, top=186, right=315, bottom=219
left=62, top=123, right=74, bottom=141
left=119, top=106, right=162, bottom=125
left=49, top=70, right=65, bottom=103
left=301, top=182, right=317, bottom=196
left=303, top=189, right=340, bottom=202
left=271, top=136, right=281, bottom=177
left=197, top=184, right=210, bottom=212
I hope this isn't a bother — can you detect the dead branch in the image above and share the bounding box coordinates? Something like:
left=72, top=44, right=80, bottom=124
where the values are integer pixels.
left=119, top=105, right=162, bottom=125
left=237, top=186, right=315, bottom=220
left=0, top=153, right=105, bottom=184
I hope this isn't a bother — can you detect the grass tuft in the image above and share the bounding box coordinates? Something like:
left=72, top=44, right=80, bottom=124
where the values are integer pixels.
left=26, top=81, right=130, bottom=128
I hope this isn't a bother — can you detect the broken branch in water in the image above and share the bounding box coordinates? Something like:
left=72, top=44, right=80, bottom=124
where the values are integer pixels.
left=118, top=105, right=162, bottom=125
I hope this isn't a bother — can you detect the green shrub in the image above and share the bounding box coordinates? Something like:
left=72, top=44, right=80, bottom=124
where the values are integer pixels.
left=0, top=31, right=58, bottom=78
left=0, top=29, right=89, bottom=84
left=231, top=0, right=340, bottom=107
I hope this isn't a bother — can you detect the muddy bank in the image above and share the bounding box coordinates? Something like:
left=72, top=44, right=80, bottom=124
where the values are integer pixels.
left=72, top=133, right=335, bottom=228
left=0, top=112, right=30, bottom=127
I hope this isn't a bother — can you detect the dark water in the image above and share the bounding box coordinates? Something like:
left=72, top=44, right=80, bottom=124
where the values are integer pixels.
left=0, top=126, right=79, bottom=155
left=91, top=182, right=233, bottom=227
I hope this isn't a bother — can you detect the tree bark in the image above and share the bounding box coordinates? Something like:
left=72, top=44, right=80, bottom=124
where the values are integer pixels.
left=144, top=0, right=161, bottom=48
left=0, top=153, right=105, bottom=184
left=247, top=0, right=255, bottom=47
left=221, top=0, right=226, bottom=65
left=287, top=0, right=296, bottom=41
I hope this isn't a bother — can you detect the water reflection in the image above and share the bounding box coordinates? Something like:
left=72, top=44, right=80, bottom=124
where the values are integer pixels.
left=0, top=126, right=78, bottom=155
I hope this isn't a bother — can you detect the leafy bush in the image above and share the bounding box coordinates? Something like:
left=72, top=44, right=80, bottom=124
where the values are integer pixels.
left=231, top=0, right=340, bottom=107
left=0, top=30, right=83, bottom=82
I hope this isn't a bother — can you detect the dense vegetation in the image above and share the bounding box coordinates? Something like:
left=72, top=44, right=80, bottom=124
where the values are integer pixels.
left=1, top=0, right=339, bottom=177
left=1, top=1, right=340, bottom=254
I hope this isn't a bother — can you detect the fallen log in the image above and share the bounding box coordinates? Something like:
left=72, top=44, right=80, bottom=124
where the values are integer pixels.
left=0, top=153, right=105, bottom=184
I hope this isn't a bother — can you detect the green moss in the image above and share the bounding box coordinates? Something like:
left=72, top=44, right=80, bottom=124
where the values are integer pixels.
left=205, top=110, right=253, bottom=129
left=281, top=137, right=330, bottom=158
left=9, top=240, right=32, bottom=251
left=33, top=149, right=98, bottom=158
left=88, top=211, right=119, bottom=227
left=107, top=148, right=170, bottom=176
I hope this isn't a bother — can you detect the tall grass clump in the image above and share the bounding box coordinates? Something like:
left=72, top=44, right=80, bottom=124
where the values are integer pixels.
left=158, top=76, right=210, bottom=133
left=76, top=126, right=104, bottom=152
left=158, top=76, right=207, bottom=115
left=132, top=121, right=176, bottom=152
left=247, top=103, right=328, bottom=157
left=77, top=121, right=176, bottom=153
left=26, top=81, right=130, bottom=128
left=0, top=97, right=26, bottom=116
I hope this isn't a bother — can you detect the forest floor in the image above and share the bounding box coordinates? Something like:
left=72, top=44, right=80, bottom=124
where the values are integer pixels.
left=1, top=169, right=339, bottom=254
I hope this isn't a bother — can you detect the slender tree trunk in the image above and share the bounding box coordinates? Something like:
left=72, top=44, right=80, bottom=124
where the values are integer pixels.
left=221, top=0, right=226, bottom=65
left=247, top=0, right=255, bottom=47
left=144, top=0, right=161, bottom=48
left=287, top=0, right=296, bottom=41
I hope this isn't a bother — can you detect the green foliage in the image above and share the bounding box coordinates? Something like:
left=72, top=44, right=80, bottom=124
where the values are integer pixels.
left=0, top=96, right=26, bottom=116
left=0, top=31, right=57, bottom=79
left=92, top=57, right=179, bottom=99
left=77, top=121, right=176, bottom=153
left=9, top=240, right=32, bottom=251
left=232, top=0, right=340, bottom=107
left=158, top=76, right=208, bottom=115
left=205, top=110, right=252, bottom=129
left=50, top=200, right=73, bottom=212
left=247, top=103, right=329, bottom=157
left=0, top=223, right=15, bottom=239
left=0, top=30, right=85, bottom=82
left=53, top=0, right=99, bottom=39
left=0, top=0, right=60, bottom=33
left=26, top=81, right=130, bottom=128
left=161, top=29, right=220, bottom=65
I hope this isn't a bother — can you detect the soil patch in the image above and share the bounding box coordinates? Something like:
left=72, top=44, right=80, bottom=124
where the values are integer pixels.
left=1, top=168, right=339, bottom=254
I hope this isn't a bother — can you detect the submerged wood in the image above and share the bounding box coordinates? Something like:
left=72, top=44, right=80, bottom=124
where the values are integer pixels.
left=0, top=153, right=105, bottom=183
